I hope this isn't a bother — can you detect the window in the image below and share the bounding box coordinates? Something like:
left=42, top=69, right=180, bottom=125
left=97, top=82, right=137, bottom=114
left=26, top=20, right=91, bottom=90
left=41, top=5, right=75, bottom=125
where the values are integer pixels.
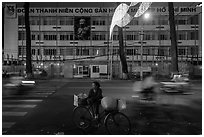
left=92, top=32, right=106, bottom=40
left=60, top=35, right=69, bottom=40
left=37, top=35, right=40, bottom=40
left=18, top=46, right=26, bottom=55
left=82, top=49, right=89, bottom=56
left=92, top=34, right=100, bottom=40
left=158, top=48, right=165, bottom=56
left=175, top=16, right=188, bottom=25
left=126, top=49, right=134, bottom=55
left=43, top=32, right=57, bottom=40
left=135, top=48, right=140, bottom=55
left=92, top=17, right=106, bottom=26
left=31, top=32, right=41, bottom=40
left=144, top=33, right=151, bottom=40
left=178, top=48, right=186, bottom=55
left=76, top=48, right=82, bottom=56
left=31, top=49, right=35, bottom=55
left=188, top=15, right=198, bottom=25
left=18, top=16, right=25, bottom=25
left=37, top=49, right=40, bottom=55
left=178, top=31, right=186, bottom=40
left=18, top=31, right=26, bottom=40
left=143, top=48, right=150, bottom=55
left=18, top=46, right=22, bottom=55
left=113, top=48, right=119, bottom=55
left=60, top=48, right=73, bottom=56
left=93, top=66, right=99, bottom=73
left=42, top=16, right=57, bottom=25
left=59, top=17, right=74, bottom=25
left=158, top=15, right=169, bottom=25
left=75, top=47, right=89, bottom=56
left=59, top=32, right=74, bottom=40
left=151, top=32, right=156, bottom=40
left=178, top=19, right=186, bottom=25
left=150, top=48, right=156, bottom=56
left=187, top=31, right=198, bottom=40
left=44, top=49, right=57, bottom=55
left=66, top=48, right=73, bottom=55
left=70, top=35, right=73, bottom=40
left=188, top=46, right=198, bottom=55
left=113, top=35, right=119, bottom=40
left=83, top=66, right=89, bottom=75
left=30, top=16, right=40, bottom=25
left=93, top=48, right=106, bottom=56
left=158, top=33, right=168, bottom=40
left=125, top=31, right=140, bottom=40
left=60, top=48, right=65, bottom=56
left=100, top=48, right=106, bottom=55
left=31, top=34, right=35, bottom=40
left=126, top=35, right=133, bottom=40
left=100, top=35, right=106, bottom=40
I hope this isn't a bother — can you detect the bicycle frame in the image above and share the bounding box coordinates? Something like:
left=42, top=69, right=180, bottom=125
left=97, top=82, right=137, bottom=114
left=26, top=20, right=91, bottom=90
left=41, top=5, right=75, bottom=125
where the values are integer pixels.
left=87, top=104, right=107, bottom=120
left=86, top=103, right=121, bottom=124
left=73, top=103, right=131, bottom=134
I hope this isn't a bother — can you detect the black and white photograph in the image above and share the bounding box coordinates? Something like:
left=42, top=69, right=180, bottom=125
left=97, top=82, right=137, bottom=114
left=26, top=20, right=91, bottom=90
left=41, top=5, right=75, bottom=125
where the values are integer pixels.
left=2, top=1, right=202, bottom=135
left=74, top=16, right=91, bottom=40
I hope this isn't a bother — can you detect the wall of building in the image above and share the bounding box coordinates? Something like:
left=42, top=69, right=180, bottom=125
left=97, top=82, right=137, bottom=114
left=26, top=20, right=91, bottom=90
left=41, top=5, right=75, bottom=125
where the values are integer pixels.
left=3, top=3, right=202, bottom=78
left=4, top=4, right=18, bottom=60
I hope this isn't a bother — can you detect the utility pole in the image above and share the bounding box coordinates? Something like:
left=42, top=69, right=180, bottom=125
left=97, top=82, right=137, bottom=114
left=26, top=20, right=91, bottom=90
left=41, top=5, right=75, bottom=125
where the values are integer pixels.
left=2, top=5, right=5, bottom=65
left=168, top=2, right=179, bottom=74
left=24, top=2, right=33, bottom=78
left=140, top=22, right=144, bottom=80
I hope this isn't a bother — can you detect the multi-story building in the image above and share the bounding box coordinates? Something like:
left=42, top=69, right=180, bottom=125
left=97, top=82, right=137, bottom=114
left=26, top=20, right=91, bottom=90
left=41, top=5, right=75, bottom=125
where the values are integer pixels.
left=3, top=2, right=202, bottom=78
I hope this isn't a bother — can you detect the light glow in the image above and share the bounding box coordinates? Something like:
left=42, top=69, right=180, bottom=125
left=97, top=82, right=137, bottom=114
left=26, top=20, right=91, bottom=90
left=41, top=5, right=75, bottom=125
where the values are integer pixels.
left=144, top=12, right=150, bottom=20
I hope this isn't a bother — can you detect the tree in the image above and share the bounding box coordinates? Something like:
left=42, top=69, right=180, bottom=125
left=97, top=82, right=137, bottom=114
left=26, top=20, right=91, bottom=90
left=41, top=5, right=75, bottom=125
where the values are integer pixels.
left=116, top=2, right=128, bottom=79
left=118, top=26, right=128, bottom=79
left=24, top=2, right=33, bottom=78
left=168, top=2, right=179, bottom=74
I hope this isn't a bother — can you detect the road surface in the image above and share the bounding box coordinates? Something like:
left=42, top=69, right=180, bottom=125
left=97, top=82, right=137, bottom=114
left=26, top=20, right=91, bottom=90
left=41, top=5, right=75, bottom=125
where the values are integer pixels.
left=2, top=78, right=202, bottom=135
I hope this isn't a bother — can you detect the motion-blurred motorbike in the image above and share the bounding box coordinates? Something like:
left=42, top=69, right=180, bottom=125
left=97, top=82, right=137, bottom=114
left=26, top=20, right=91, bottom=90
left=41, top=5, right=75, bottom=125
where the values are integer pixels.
left=3, top=75, right=35, bottom=95
left=160, top=74, right=190, bottom=93
left=133, top=76, right=159, bottom=102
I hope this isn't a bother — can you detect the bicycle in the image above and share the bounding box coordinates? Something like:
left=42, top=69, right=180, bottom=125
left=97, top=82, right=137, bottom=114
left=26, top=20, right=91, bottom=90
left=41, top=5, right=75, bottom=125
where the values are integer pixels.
left=72, top=95, right=131, bottom=135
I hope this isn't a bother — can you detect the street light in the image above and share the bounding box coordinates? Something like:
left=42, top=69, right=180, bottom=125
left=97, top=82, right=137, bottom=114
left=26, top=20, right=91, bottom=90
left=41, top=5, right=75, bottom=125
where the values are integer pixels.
left=140, top=12, right=151, bottom=81
left=144, top=12, right=151, bottom=19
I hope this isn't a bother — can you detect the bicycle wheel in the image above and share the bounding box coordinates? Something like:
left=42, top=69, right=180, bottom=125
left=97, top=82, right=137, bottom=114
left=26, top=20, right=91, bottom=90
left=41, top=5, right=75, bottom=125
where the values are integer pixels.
left=73, top=106, right=92, bottom=129
left=104, top=112, right=131, bottom=135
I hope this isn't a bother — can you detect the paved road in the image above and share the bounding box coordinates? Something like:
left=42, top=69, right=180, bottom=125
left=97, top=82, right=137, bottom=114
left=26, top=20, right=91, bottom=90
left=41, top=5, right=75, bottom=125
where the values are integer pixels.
left=2, top=79, right=67, bottom=134
left=2, top=78, right=202, bottom=135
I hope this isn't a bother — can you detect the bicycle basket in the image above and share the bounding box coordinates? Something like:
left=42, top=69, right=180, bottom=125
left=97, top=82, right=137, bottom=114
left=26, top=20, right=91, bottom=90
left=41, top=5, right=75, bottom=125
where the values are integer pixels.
left=73, top=93, right=88, bottom=107
left=78, top=98, right=87, bottom=106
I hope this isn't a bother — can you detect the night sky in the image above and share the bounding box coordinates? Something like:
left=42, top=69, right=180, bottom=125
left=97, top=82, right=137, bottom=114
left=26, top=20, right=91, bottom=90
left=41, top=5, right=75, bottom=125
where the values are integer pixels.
left=2, top=2, right=201, bottom=8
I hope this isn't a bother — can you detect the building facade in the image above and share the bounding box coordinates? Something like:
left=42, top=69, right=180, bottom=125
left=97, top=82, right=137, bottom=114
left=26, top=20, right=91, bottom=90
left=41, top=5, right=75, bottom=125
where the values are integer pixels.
left=3, top=3, right=202, bottom=78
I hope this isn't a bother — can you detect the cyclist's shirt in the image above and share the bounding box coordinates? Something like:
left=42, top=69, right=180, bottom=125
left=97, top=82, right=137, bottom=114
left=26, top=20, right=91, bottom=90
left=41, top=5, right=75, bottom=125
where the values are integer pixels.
left=88, top=88, right=103, bottom=104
